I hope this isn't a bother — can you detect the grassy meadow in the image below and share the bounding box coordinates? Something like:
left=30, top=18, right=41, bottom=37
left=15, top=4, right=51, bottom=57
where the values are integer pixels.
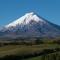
left=0, top=38, right=60, bottom=60
left=26, top=52, right=60, bottom=60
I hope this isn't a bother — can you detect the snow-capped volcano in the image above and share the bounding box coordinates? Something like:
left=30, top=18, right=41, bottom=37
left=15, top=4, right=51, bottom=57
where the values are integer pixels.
left=5, top=12, right=46, bottom=28
left=1, top=12, right=60, bottom=38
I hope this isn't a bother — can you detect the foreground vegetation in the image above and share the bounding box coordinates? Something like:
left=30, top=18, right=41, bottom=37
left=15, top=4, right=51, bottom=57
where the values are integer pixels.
left=0, top=44, right=59, bottom=60
left=0, top=38, right=60, bottom=60
left=27, top=52, right=60, bottom=60
left=0, top=44, right=59, bottom=57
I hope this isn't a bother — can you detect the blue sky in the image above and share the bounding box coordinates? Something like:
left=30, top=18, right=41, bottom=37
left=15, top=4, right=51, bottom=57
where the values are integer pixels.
left=0, top=0, right=60, bottom=26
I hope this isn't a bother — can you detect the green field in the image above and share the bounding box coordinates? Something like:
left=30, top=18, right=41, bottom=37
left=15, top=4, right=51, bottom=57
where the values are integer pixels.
left=0, top=38, right=60, bottom=60
left=26, top=52, right=60, bottom=60
left=0, top=44, right=60, bottom=60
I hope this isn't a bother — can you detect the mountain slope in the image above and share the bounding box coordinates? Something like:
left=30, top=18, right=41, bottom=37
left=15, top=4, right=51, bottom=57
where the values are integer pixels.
left=0, top=12, right=60, bottom=38
left=5, top=12, right=46, bottom=28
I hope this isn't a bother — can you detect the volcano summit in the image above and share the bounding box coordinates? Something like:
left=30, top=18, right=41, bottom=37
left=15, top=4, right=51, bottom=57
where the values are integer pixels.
left=0, top=12, right=60, bottom=38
